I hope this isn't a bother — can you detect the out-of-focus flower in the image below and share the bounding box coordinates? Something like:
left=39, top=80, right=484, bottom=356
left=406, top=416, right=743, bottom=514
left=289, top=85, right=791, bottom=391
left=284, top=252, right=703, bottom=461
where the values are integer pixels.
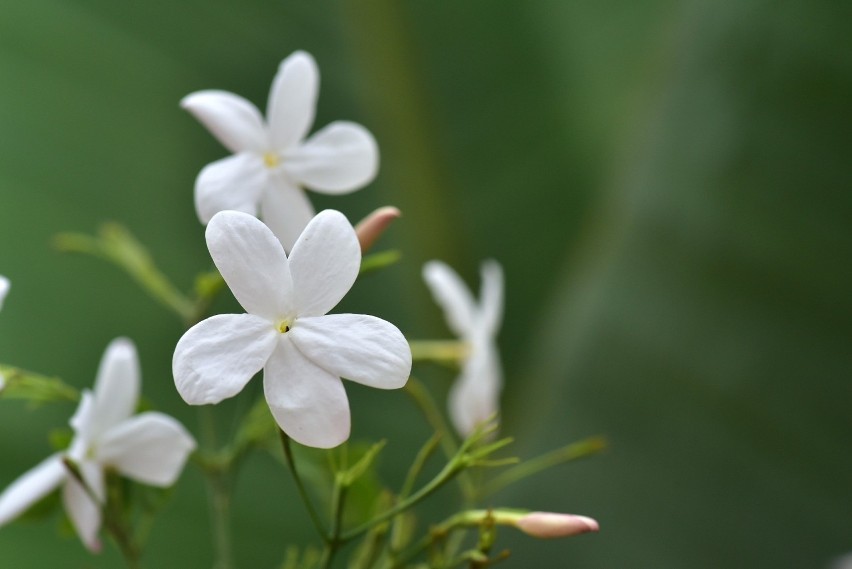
left=173, top=210, right=411, bottom=449
left=0, top=338, right=196, bottom=551
left=181, top=51, right=379, bottom=251
left=423, top=260, right=504, bottom=437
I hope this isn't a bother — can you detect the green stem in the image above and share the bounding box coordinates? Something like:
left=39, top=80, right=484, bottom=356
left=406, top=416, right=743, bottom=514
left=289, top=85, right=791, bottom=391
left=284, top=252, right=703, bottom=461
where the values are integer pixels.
left=54, top=225, right=197, bottom=325
left=207, top=472, right=234, bottom=569
left=0, top=365, right=79, bottom=403
left=484, top=436, right=607, bottom=496
left=319, top=475, right=348, bottom=569
left=403, top=377, right=477, bottom=502
left=196, top=407, right=235, bottom=569
left=340, top=453, right=463, bottom=543
left=279, top=430, right=328, bottom=542
left=408, top=340, right=469, bottom=364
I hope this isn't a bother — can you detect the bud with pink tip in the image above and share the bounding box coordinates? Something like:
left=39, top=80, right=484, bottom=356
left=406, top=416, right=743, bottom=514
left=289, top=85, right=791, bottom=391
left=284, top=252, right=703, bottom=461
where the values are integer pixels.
left=355, top=206, right=401, bottom=252
left=514, top=512, right=599, bottom=539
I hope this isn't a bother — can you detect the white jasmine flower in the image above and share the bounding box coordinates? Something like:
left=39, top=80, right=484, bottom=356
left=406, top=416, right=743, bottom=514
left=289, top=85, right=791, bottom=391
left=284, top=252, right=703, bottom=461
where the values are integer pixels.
left=0, top=338, right=196, bottom=551
left=173, top=210, right=411, bottom=449
left=423, top=260, right=504, bottom=437
left=181, top=51, right=379, bottom=251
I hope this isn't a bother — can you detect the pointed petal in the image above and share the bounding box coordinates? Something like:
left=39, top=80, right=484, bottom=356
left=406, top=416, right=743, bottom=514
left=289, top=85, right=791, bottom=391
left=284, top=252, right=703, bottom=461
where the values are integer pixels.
left=267, top=51, right=318, bottom=150
left=290, top=314, right=411, bottom=389
left=479, top=260, right=504, bottom=335
left=422, top=261, right=477, bottom=337
left=0, top=276, right=9, bottom=310
left=264, top=338, right=350, bottom=448
left=62, top=462, right=103, bottom=552
left=68, top=391, right=95, bottom=447
left=284, top=122, right=379, bottom=194
left=181, top=90, right=268, bottom=153
left=194, top=153, right=268, bottom=225
left=206, top=210, right=294, bottom=320
left=449, top=346, right=502, bottom=437
left=98, top=413, right=196, bottom=486
left=289, top=209, right=360, bottom=317
left=0, top=455, right=65, bottom=526
left=260, top=174, right=316, bottom=253
left=174, top=313, right=278, bottom=405
left=88, top=338, right=139, bottom=440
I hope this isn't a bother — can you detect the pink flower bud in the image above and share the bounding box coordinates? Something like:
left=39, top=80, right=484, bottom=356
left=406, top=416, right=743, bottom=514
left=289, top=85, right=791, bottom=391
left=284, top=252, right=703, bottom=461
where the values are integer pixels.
left=515, top=512, right=599, bottom=539
left=355, top=206, right=401, bottom=252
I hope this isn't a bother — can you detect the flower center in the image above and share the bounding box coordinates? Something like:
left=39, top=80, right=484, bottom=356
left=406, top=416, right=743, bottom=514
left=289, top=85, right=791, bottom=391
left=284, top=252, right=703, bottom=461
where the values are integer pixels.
left=263, top=152, right=280, bottom=169
left=277, top=320, right=292, bottom=334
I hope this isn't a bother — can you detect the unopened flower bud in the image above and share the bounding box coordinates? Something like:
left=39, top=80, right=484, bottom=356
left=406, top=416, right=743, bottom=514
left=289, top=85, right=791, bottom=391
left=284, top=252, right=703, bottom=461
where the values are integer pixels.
left=355, top=206, right=401, bottom=252
left=514, top=512, right=599, bottom=539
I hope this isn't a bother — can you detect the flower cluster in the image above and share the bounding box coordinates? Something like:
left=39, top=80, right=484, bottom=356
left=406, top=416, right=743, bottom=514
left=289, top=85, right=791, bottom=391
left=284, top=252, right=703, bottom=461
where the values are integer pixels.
left=0, top=49, right=599, bottom=566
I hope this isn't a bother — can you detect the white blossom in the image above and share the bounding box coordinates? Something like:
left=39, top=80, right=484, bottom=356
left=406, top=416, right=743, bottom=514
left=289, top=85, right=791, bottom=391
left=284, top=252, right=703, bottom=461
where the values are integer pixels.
left=173, top=210, right=411, bottom=449
left=181, top=51, right=379, bottom=251
left=0, top=338, right=196, bottom=551
left=423, top=260, right=504, bottom=437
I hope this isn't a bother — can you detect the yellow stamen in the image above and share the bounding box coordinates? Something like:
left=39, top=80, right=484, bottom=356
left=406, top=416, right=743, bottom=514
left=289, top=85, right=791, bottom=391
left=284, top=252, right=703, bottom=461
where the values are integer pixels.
left=263, top=152, right=280, bottom=168
left=277, top=320, right=291, bottom=333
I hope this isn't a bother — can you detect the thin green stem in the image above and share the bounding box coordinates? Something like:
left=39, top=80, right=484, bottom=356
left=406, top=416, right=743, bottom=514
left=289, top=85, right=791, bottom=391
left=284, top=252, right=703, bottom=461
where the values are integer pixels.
left=341, top=453, right=463, bottom=543
left=403, top=377, right=476, bottom=502
left=279, top=430, right=328, bottom=542
left=207, top=472, right=234, bottom=569
left=196, top=407, right=235, bottom=569
left=0, top=365, right=79, bottom=403
left=319, top=475, right=348, bottom=569
left=408, top=340, right=469, bottom=364
left=54, top=225, right=197, bottom=324
left=484, top=436, right=607, bottom=496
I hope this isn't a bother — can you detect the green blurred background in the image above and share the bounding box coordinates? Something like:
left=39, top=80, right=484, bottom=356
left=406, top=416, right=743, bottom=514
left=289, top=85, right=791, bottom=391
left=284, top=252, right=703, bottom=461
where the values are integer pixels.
left=1, top=1, right=850, bottom=567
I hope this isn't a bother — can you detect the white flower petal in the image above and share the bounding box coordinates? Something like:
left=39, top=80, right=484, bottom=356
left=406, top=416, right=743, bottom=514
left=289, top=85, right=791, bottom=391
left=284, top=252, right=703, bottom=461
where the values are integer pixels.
left=284, top=121, right=379, bottom=194
left=0, top=276, right=9, bottom=310
left=260, top=174, right=316, bottom=253
left=194, top=153, right=269, bottom=225
left=62, top=463, right=103, bottom=552
left=181, top=90, right=268, bottom=153
left=290, top=314, right=411, bottom=389
left=0, top=455, right=65, bottom=526
left=267, top=51, right=319, bottom=150
left=174, top=313, right=278, bottom=405
left=422, top=261, right=477, bottom=337
left=288, top=210, right=360, bottom=317
left=449, top=346, right=502, bottom=437
left=88, top=338, right=139, bottom=440
left=206, top=211, right=294, bottom=320
left=479, top=260, right=504, bottom=335
left=68, top=391, right=95, bottom=446
left=98, top=413, right=196, bottom=486
left=264, top=338, right=350, bottom=448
